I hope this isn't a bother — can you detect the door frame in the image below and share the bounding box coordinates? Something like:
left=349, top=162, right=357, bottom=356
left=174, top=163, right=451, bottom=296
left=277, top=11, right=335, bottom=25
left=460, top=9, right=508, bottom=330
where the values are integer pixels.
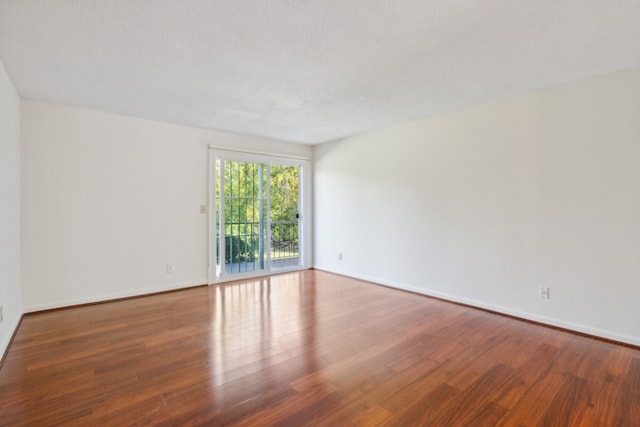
left=208, top=147, right=311, bottom=284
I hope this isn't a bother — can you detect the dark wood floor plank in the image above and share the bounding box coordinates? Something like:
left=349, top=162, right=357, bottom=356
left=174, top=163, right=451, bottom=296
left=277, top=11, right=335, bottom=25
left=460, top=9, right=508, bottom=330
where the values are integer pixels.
left=494, top=342, right=560, bottom=409
left=495, top=371, right=566, bottom=427
left=539, top=374, right=592, bottom=426
left=444, top=362, right=513, bottom=425
left=620, top=358, right=640, bottom=426
left=1, top=270, right=639, bottom=426
left=384, top=382, right=462, bottom=426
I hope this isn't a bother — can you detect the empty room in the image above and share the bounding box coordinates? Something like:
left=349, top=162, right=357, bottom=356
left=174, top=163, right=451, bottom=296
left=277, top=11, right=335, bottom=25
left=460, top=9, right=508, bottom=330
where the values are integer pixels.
left=1, top=1, right=640, bottom=425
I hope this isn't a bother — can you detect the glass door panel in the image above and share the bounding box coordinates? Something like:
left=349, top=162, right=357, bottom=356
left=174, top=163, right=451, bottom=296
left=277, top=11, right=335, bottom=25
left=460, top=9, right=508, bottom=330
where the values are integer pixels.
left=213, top=153, right=303, bottom=282
left=216, top=159, right=267, bottom=278
left=270, top=165, right=300, bottom=271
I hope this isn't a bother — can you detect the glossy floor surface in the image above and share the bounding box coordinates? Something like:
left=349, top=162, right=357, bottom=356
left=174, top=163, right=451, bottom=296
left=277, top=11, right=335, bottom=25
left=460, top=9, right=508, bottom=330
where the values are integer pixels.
left=1, top=270, right=639, bottom=426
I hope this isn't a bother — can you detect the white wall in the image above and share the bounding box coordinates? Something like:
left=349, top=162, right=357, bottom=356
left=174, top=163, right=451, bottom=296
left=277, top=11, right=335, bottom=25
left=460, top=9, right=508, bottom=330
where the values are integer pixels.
left=314, top=66, right=640, bottom=345
left=0, top=58, right=22, bottom=358
left=21, top=100, right=311, bottom=311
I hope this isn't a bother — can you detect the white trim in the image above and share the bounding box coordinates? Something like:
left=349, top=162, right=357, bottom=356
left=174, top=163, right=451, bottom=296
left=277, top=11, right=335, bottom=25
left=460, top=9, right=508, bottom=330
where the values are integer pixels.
left=316, top=267, right=640, bottom=347
left=218, top=158, right=227, bottom=278
left=298, top=163, right=309, bottom=268
left=207, top=150, right=216, bottom=284
left=266, top=162, right=272, bottom=269
left=208, top=145, right=310, bottom=161
left=1, top=311, right=23, bottom=361
left=23, top=280, right=206, bottom=313
left=301, top=162, right=312, bottom=268
left=213, top=266, right=309, bottom=284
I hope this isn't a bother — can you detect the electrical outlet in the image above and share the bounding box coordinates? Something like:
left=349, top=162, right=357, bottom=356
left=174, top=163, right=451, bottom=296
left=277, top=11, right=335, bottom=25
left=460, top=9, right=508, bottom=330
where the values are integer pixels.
left=338, top=252, right=343, bottom=261
left=167, top=264, right=175, bottom=274
left=539, top=286, right=550, bottom=299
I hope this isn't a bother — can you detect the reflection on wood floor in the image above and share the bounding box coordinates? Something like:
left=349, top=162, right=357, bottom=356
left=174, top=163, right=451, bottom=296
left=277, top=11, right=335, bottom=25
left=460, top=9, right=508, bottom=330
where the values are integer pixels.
left=1, top=269, right=639, bottom=425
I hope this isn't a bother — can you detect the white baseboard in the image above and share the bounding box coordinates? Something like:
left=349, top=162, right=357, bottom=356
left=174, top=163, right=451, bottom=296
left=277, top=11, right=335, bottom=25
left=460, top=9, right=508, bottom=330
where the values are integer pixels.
left=316, top=266, right=640, bottom=347
left=1, top=311, right=23, bottom=363
left=23, top=280, right=207, bottom=313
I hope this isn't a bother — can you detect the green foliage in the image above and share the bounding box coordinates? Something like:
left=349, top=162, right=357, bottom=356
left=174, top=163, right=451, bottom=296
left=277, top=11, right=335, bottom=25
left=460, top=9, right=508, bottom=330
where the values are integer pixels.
left=270, top=165, right=298, bottom=223
left=217, top=160, right=299, bottom=263
left=225, top=235, right=257, bottom=263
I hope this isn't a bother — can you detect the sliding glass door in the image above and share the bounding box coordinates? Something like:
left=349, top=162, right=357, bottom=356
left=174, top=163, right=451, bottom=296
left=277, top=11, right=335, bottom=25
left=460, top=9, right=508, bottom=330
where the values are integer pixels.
left=217, top=159, right=268, bottom=276
left=269, top=164, right=300, bottom=272
left=210, top=150, right=307, bottom=282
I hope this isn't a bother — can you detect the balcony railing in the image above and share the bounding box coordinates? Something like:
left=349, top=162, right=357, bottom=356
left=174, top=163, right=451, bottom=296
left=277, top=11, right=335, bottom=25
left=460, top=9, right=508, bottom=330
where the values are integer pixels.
left=216, top=221, right=299, bottom=273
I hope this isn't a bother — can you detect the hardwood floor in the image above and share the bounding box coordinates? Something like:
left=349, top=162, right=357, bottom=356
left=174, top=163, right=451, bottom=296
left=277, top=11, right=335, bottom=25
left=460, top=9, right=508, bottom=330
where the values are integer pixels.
left=1, top=270, right=639, bottom=426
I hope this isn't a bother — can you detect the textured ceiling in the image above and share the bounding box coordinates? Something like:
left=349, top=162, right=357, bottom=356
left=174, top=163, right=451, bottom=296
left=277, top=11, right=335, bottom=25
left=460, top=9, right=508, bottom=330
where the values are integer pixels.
left=1, top=1, right=640, bottom=144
